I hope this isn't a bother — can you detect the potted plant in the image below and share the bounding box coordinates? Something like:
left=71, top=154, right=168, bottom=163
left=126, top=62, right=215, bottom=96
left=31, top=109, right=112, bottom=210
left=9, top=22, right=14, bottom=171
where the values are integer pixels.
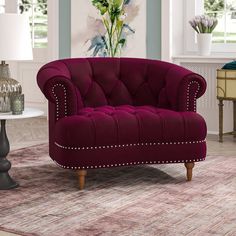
left=189, top=15, right=218, bottom=56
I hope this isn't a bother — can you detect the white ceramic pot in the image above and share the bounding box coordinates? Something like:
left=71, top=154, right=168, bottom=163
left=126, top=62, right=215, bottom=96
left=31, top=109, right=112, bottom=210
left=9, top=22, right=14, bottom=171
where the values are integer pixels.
left=197, top=33, right=212, bottom=56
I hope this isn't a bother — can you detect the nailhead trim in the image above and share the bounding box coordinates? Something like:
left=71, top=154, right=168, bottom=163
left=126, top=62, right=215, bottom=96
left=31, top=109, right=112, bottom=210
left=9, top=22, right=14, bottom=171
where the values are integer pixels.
left=187, top=81, right=200, bottom=112
left=55, top=140, right=206, bottom=151
left=53, top=158, right=206, bottom=170
left=51, top=81, right=200, bottom=118
left=52, top=84, right=67, bottom=120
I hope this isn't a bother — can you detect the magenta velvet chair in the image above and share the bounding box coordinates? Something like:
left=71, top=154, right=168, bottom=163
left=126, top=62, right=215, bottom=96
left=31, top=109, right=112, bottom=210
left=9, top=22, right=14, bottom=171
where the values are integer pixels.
left=37, top=58, right=207, bottom=189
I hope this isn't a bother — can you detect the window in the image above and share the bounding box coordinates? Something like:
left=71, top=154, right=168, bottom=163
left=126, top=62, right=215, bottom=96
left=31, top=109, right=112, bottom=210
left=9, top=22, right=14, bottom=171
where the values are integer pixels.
left=18, top=0, right=48, bottom=48
left=184, top=0, right=236, bottom=54
left=0, top=0, right=5, bottom=13
left=204, top=0, right=236, bottom=43
left=2, top=0, right=58, bottom=61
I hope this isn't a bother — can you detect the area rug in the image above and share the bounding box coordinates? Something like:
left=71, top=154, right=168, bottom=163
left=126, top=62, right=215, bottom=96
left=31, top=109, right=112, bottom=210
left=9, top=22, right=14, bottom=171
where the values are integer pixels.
left=0, top=144, right=236, bottom=236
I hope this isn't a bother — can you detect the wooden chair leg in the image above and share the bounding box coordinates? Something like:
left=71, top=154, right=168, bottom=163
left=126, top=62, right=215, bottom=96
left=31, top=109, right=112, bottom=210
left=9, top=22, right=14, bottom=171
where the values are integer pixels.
left=233, top=101, right=236, bottom=138
left=77, top=170, right=87, bottom=190
left=184, top=162, right=195, bottom=181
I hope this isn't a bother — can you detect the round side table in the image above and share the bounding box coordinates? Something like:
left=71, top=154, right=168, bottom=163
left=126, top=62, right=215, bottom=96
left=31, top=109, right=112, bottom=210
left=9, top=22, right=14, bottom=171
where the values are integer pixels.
left=0, top=108, right=44, bottom=190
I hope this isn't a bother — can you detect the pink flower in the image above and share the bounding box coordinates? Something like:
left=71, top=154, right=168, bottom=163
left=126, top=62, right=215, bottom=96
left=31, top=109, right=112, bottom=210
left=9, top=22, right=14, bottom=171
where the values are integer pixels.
left=123, top=3, right=139, bottom=23
left=80, top=16, right=106, bottom=43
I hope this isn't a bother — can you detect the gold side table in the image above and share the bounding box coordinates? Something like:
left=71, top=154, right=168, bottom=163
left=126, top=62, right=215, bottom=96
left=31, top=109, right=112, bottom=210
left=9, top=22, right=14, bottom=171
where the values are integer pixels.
left=217, top=69, right=236, bottom=142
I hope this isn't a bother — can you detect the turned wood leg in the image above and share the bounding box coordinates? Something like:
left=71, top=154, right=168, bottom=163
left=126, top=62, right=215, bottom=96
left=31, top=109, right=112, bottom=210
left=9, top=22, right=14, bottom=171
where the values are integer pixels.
left=184, top=162, right=195, bottom=181
left=219, top=99, right=224, bottom=142
left=233, top=101, right=236, bottom=138
left=77, top=170, right=87, bottom=190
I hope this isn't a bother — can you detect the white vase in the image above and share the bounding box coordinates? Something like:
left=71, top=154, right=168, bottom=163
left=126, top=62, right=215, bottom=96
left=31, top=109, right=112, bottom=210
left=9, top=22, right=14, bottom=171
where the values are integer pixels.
left=197, top=33, right=212, bottom=56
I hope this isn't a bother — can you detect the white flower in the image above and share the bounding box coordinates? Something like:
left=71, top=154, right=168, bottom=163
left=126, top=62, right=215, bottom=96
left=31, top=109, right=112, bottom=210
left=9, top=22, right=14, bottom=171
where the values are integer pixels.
left=119, top=13, right=127, bottom=21
left=208, top=18, right=214, bottom=27
left=189, top=14, right=218, bottom=33
left=202, top=19, right=208, bottom=27
left=194, top=16, right=201, bottom=23
left=189, top=20, right=196, bottom=27
left=200, top=15, right=206, bottom=20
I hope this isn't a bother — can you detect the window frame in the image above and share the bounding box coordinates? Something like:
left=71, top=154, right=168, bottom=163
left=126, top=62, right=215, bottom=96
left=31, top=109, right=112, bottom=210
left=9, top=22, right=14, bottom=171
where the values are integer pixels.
left=3, top=0, right=58, bottom=62
left=0, top=0, right=5, bottom=13
left=18, top=0, right=48, bottom=49
left=184, top=0, right=236, bottom=54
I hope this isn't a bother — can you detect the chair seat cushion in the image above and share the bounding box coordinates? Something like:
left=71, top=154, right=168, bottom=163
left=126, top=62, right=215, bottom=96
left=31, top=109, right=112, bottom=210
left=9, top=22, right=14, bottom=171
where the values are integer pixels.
left=55, top=105, right=206, bottom=148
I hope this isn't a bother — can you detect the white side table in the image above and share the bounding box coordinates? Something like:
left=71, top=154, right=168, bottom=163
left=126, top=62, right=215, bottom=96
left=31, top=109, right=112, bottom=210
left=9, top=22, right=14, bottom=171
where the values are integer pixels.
left=0, top=108, right=44, bottom=190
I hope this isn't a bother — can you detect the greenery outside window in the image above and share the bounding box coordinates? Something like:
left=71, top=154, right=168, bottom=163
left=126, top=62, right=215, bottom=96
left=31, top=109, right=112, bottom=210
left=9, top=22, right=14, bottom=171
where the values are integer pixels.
left=184, top=0, right=236, bottom=53
left=204, top=0, right=236, bottom=43
left=18, top=0, right=48, bottom=48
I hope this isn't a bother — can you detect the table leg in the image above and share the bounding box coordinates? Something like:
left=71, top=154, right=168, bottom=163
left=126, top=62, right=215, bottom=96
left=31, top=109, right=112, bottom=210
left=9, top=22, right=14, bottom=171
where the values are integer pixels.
left=234, top=101, right=236, bottom=138
left=0, top=120, right=18, bottom=190
left=219, top=99, right=224, bottom=143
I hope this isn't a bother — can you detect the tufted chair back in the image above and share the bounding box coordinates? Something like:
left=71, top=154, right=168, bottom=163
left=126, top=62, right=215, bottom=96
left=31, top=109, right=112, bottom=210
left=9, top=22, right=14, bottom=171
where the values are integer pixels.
left=62, top=58, right=173, bottom=109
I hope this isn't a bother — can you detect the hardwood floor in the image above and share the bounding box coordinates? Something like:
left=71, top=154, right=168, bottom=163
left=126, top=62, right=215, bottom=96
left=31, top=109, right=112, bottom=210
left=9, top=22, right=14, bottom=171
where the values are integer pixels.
left=6, top=117, right=48, bottom=150
left=0, top=118, right=235, bottom=236
left=207, top=134, right=236, bottom=156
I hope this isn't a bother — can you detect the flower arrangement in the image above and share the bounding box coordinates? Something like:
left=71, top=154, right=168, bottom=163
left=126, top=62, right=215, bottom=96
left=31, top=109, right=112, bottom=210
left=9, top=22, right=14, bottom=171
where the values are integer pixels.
left=189, top=15, right=218, bottom=33
left=88, top=0, right=138, bottom=57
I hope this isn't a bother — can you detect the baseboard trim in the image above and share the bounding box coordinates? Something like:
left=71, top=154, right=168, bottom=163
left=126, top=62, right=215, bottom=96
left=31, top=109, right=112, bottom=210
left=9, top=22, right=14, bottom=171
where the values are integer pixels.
left=207, top=131, right=219, bottom=135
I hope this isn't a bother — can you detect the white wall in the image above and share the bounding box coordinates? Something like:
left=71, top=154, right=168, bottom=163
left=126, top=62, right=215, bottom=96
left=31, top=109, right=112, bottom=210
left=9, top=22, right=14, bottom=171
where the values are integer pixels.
left=171, top=0, right=184, bottom=56
left=165, top=1, right=234, bottom=134
left=161, top=0, right=184, bottom=60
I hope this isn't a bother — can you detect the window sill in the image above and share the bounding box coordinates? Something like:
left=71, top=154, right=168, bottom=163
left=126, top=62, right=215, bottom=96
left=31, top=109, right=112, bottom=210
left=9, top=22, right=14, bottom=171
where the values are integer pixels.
left=172, top=55, right=236, bottom=64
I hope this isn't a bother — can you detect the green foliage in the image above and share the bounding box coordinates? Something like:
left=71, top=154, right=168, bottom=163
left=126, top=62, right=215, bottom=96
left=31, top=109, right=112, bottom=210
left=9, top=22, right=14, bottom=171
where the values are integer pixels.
left=204, top=0, right=224, bottom=13
left=91, top=0, right=109, bottom=15
left=109, top=5, right=121, bottom=23
left=36, top=0, right=47, bottom=15
left=112, top=0, right=123, bottom=8
left=204, top=0, right=236, bottom=17
left=124, top=0, right=131, bottom=5
left=19, top=0, right=47, bottom=15
left=118, top=38, right=126, bottom=47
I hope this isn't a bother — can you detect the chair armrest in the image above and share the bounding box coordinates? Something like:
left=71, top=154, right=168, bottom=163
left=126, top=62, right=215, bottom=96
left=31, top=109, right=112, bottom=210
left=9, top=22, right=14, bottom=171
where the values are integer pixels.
left=164, top=65, right=206, bottom=112
left=37, top=61, right=79, bottom=120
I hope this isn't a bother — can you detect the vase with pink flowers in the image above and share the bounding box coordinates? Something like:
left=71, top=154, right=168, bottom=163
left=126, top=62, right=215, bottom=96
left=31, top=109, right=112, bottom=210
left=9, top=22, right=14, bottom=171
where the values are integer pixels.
left=189, top=15, right=218, bottom=56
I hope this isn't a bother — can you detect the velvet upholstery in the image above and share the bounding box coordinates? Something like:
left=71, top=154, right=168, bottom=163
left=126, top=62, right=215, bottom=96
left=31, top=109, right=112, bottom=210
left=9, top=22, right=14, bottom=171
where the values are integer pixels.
left=37, top=58, right=207, bottom=170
